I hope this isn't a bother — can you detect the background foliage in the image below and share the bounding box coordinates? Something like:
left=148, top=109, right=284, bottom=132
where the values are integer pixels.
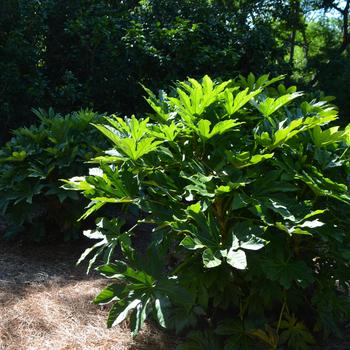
left=2, top=0, right=350, bottom=143
left=0, top=108, right=105, bottom=241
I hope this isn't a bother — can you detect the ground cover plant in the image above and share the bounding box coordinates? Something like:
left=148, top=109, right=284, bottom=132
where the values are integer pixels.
left=0, top=108, right=105, bottom=241
left=64, top=75, right=350, bottom=349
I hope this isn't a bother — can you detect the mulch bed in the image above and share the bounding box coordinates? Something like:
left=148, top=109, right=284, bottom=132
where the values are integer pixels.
left=0, top=240, right=177, bottom=350
left=1, top=240, right=350, bottom=349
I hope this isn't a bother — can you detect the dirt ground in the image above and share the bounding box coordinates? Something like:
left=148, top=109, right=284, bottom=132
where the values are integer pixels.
left=0, top=241, right=177, bottom=350
left=1, top=241, right=350, bottom=350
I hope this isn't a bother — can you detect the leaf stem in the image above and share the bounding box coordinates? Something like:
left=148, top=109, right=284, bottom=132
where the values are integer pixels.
left=276, top=299, right=286, bottom=335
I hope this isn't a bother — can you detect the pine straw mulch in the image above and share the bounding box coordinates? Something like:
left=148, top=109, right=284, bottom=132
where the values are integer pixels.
left=0, top=241, right=177, bottom=350
left=2, top=241, right=350, bottom=350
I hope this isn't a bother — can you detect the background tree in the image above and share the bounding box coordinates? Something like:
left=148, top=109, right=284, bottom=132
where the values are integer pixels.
left=1, top=0, right=350, bottom=142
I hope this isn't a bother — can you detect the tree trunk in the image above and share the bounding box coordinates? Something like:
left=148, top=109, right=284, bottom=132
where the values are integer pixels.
left=290, top=29, right=296, bottom=65
left=332, top=0, right=350, bottom=53
left=340, top=0, right=350, bottom=52
left=289, top=0, right=301, bottom=66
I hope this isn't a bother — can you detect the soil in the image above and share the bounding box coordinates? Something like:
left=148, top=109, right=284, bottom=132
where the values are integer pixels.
left=313, top=331, right=350, bottom=350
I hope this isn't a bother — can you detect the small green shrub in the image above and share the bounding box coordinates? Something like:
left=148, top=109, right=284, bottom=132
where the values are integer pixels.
left=0, top=108, right=106, bottom=241
left=64, top=75, right=350, bottom=349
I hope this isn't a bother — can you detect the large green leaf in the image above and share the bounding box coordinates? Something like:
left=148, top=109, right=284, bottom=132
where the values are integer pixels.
left=202, top=248, right=222, bottom=268
left=262, top=259, right=314, bottom=289
left=256, top=92, right=303, bottom=117
left=224, top=88, right=262, bottom=116
left=107, top=298, right=142, bottom=328
left=226, top=249, right=247, bottom=270
left=94, top=284, right=125, bottom=304
left=194, top=119, right=243, bottom=141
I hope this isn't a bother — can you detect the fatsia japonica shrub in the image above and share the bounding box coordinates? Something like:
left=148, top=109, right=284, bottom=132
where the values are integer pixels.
left=0, top=108, right=106, bottom=241
left=64, top=75, right=350, bottom=349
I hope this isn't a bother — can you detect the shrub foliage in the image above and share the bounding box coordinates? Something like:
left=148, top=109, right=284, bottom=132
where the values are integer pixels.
left=0, top=109, right=105, bottom=241
left=64, top=75, right=350, bottom=349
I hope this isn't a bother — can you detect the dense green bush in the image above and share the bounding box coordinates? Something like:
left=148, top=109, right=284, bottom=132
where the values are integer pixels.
left=0, top=109, right=105, bottom=241
left=65, top=75, right=350, bottom=349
